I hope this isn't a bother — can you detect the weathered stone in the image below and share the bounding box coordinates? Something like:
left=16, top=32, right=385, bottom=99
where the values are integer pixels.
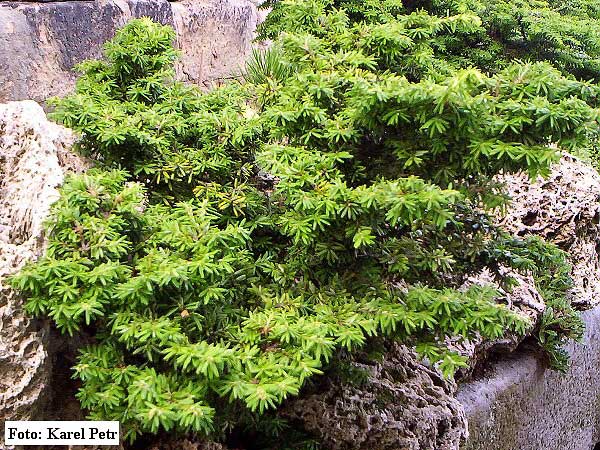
left=497, top=154, right=600, bottom=308
left=450, top=155, right=600, bottom=378
left=0, top=0, right=259, bottom=103
left=171, top=0, right=259, bottom=86
left=282, top=344, right=467, bottom=450
left=452, top=268, right=545, bottom=378
left=148, top=438, right=230, bottom=450
left=0, top=101, right=87, bottom=425
left=459, top=155, right=600, bottom=450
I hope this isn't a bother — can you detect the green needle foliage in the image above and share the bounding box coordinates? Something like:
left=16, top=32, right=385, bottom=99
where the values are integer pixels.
left=262, top=0, right=600, bottom=80
left=48, top=18, right=262, bottom=203
left=424, top=0, right=600, bottom=80
left=10, top=4, right=597, bottom=444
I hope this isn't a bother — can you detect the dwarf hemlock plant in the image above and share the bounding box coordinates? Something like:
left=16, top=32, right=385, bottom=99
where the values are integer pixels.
left=422, top=0, right=600, bottom=80
left=10, top=5, right=596, bottom=445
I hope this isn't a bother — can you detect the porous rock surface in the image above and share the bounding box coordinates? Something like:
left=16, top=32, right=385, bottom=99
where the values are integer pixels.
left=282, top=343, right=467, bottom=450
left=459, top=154, right=600, bottom=450
left=0, top=0, right=260, bottom=103
left=451, top=154, right=600, bottom=376
left=452, top=269, right=545, bottom=378
left=498, top=154, right=600, bottom=308
left=0, top=101, right=86, bottom=424
left=148, top=439, right=229, bottom=450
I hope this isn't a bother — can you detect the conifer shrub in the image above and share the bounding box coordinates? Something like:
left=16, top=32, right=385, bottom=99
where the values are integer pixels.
left=10, top=5, right=598, bottom=445
left=262, top=0, right=600, bottom=80
left=426, top=0, right=600, bottom=80
left=48, top=18, right=262, bottom=202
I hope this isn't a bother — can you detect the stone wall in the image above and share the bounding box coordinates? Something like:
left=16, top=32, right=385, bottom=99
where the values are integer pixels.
left=0, top=0, right=260, bottom=103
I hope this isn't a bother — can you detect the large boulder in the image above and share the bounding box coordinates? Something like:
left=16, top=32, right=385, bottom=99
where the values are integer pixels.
left=450, top=154, right=600, bottom=377
left=0, top=101, right=86, bottom=424
left=0, top=0, right=260, bottom=103
left=497, top=154, right=600, bottom=308
left=458, top=155, right=600, bottom=450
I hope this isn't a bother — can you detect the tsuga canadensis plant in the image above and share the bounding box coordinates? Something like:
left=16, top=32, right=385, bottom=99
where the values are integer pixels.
left=10, top=1, right=598, bottom=444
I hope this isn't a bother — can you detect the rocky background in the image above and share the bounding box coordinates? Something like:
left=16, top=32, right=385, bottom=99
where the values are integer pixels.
left=0, top=0, right=264, bottom=103
left=0, top=101, right=86, bottom=423
left=1, top=2, right=600, bottom=450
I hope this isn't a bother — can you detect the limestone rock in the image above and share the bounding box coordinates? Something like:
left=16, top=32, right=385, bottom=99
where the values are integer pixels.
left=148, top=439, right=230, bottom=450
left=281, top=344, right=467, bottom=450
left=171, top=0, right=259, bottom=86
left=0, top=100, right=86, bottom=423
left=451, top=268, right=545, bottom=377
left=0, top=0, right=259, bottom=103
left=452, top=155, right=600, bottom=376
left=459, top=155, right=600, bottom=450
left=497, top=154, right=600, bottom=308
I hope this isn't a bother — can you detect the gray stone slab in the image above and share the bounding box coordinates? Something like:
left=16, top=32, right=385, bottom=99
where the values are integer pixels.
left=458, top=305, right=600, bottom=450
